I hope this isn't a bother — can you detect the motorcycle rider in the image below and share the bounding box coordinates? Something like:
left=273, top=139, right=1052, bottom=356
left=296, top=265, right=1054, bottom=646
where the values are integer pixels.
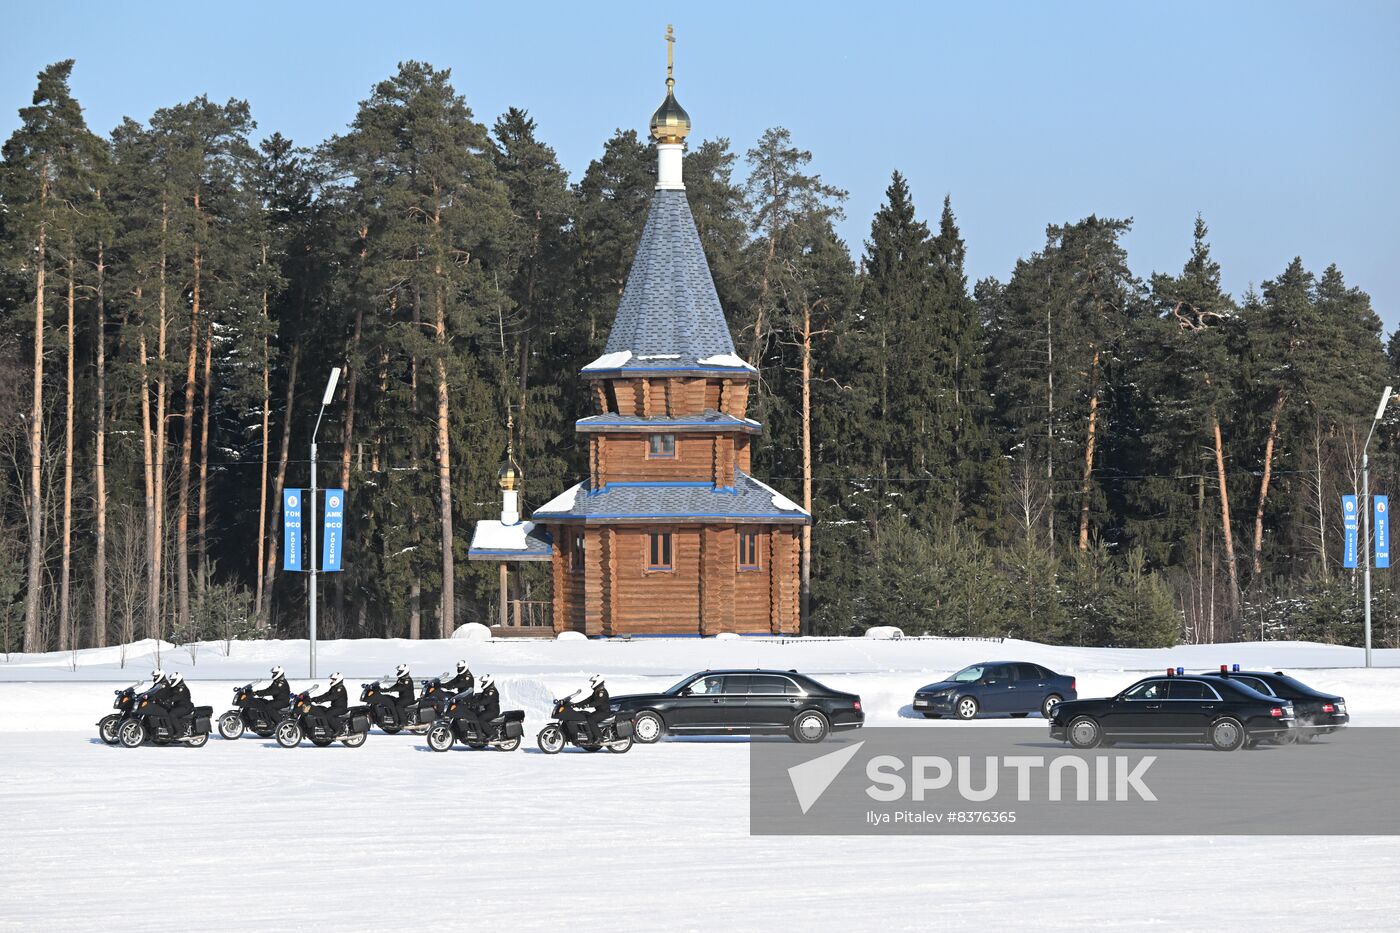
left=308, top=672, right=348, bottom=738
left=248, top=666, right=291, bottom=722
left=460, top=674, right=500, bottom=740
left=442, top=660, right=474, bottom=695
left=575, top=674, right=611, bottom=745
left=142, top=669, right=175, bottom=735
left=165, top=672, right=195, bottom=738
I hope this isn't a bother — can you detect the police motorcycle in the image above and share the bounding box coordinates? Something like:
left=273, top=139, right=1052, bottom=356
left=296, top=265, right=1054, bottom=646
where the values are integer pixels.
left=360, top=668, right=429, bottom=734
left=217, top=675, right=291, bottom=740
left=426, top=677, right=524, bottom=752
left=97, top=680, right=148, bottom=745
left=273, top=687, right=370, bottom=748
left=116, top=676, right=212, bottom=748
left=536, top=695, right=635, bottom=754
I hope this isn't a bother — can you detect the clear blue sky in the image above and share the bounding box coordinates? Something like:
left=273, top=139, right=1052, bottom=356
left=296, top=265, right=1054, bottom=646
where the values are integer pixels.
left=4, top=1, right=1398, bottom=326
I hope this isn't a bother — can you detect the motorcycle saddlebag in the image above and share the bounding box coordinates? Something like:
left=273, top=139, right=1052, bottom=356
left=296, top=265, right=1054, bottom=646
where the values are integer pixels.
left=194, top=716, right=211, bottom=736
left=350, top=714, right=370, bottom=735
left=613, top=718, right=634, bottom=739
left=415, top=706, right=437, bottom=725
left=503, top=719, right=524, bottom=739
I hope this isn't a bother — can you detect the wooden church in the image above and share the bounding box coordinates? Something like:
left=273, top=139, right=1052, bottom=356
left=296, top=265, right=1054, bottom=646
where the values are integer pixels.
left=469, top=31, right=808, bottom=636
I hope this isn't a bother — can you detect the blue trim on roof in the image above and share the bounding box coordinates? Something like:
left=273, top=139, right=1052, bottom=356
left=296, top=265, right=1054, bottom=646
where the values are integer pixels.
left=582, top=366, right=754, bottom=376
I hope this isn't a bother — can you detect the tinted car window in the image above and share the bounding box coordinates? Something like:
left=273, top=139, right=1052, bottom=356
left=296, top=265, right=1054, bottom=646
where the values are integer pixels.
left=1168, top=680, right=1215, bottom=700
left=749, top=675, right=795, bottom=695
left=720, top=675, right=752, bottom=695
left=1014, top=663, right=1043, bottom=681
left=1231, top=676, right=1274, bottom=696
left=984, top=665, right=1013, bottom=682
left=1124, top=680, right=1168, bottom=700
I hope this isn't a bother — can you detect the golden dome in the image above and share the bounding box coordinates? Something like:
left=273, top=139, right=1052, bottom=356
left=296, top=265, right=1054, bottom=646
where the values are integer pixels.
left=498, top=460, right=520, bottom=492
left=649, top=24, right=691, bottom=144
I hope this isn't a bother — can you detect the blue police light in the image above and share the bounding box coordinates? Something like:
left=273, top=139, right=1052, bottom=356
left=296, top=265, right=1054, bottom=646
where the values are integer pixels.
left=1232, top=663, right=1240, bottom=672
left=1176, top=667, right=1184, bottom=676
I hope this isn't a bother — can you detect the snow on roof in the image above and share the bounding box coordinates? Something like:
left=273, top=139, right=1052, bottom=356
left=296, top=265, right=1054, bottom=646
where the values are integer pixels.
left=534, top=482, right=583, bottom=514
left=698, top=353, right=757, bottom=371
left=582, top=350, right=633, bottom=371
left=471, top=520, right=538, bottom=550
left=745, top=475, right=808, bottom=514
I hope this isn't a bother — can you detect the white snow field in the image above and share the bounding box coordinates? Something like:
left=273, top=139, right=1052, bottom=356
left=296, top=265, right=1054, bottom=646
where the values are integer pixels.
left=2, top=636, right=1398, bottom=932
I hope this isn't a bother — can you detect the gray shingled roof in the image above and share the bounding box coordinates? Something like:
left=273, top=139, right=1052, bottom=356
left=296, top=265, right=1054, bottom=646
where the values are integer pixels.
left=532, top=471, right=809, bottom=524
left=575, top=409, right=761, bottom=434
left=589, top=189, right=747, bottom=374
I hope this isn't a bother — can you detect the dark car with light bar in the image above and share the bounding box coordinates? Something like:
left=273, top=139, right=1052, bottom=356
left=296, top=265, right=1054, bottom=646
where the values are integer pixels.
left=1049, top=670, right=1295, bottom=751
left=609, top=669, right=863, bottom=744
left=913, top=662, right=1077, bottom=720
left=1199, top=666, right=1349, bottom=741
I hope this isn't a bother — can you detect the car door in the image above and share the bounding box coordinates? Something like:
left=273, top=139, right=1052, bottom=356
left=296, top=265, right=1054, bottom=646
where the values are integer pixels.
left=978, top=664, right=1016, bottom=712
left=1013, top=663, right=1048, bottom=713
left=666, top=674, right=727, bottom=730
left=710, top=675, right=753, bottom=730
left=1166, top=679, right=1221, bottom=738
left=745, top=674, right=802, bottom=730
left=1104, top=679, right=1169, bottom=736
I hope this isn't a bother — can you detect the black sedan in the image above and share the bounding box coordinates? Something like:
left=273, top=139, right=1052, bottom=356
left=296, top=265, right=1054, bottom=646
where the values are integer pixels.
left=1199, top=667, right=1349, bottom=741
left=610, top=669, right=863, bottom=744
left=1049, top=672, right=1295, bottom=751
left=913, top=661, right=1077, bottom=720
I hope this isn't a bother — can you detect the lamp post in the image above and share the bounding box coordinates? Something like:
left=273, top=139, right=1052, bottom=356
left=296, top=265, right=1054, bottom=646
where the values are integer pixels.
left=1363, top=385, right=1392, bottom=669
left=309, top=367, right=341, bottom=679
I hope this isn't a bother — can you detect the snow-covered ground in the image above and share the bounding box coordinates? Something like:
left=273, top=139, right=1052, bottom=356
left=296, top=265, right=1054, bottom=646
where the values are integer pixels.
left=2, top=636, right=1397, bottom=931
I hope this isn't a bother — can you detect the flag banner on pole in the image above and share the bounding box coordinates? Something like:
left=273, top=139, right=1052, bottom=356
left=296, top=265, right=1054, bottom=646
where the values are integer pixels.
left=322, top=488, right=345, bottom=572
left=1343, top=495, right=1359, bottom=569
left=1376, top=495, right=1390, bottom=569
left=283, top=488, right=303, bottom=572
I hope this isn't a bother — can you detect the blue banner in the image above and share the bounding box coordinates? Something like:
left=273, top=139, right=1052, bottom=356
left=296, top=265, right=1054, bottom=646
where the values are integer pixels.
left=1342, top=495, right=1359, bottom=569
left=1376, top=495, right=1390, bottom=569
left=322, top=488, right=345, bottom=572
left=283, top=488, right=303, bottom=572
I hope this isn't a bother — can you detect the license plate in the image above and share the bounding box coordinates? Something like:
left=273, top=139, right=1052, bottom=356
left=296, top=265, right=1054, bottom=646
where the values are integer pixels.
left=914, top=699, right=929, bottom=707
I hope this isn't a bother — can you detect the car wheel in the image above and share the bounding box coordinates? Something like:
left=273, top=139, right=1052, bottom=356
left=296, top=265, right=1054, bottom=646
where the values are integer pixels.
left=791, top=710, right=830, bottom=743
left=1068, top=716, right=1101, bottom=749
left=956, top=696, right=979, bottom=720
left=1209, top=717, right=1246, bottom=751
left=1041, top=694, right=1063, bottom=719
left=633, top=711, right=665, bottom=744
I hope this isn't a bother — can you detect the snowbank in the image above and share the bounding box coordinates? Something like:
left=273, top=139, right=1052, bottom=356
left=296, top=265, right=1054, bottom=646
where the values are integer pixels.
left=864, top=626, right=904, bottom=639
left=452, top=622, right=491, bottom=641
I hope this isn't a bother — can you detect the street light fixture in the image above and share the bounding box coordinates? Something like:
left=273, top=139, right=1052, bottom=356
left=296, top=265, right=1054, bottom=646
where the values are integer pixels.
left=308, top=367, right=341, bottom=678
left=1362, top=385, right=1392, bottom=669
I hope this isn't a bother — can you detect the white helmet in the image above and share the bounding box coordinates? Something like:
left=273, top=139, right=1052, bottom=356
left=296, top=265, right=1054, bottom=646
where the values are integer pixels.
left=169, top=672, right=184, bottom=687
left=589, top=674, right=604, bottom=690
left=479, top=675, right=495, bottom=691
left=328, top=672, right=344, bottom=687
left=396, top=663, right=410, bottom=679
left=151, top=668, right=166, bottom=683
left=270, top=666, right=284, bottom=679
left=456, top=660, right=470, bottom=675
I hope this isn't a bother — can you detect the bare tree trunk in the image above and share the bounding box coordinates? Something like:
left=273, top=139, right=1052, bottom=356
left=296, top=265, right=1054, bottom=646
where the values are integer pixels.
left=1213, top=414, right=1241, bottom=616
left=94, top=235, right=108, bottom=648
left=336, top=274, right=365, bottom=628
left=254, top=257, right=271, bottom=617
left=1077, top=348, right=1100, bottom=551
left=434, top=268, right=455, bottom=639
left=152, top=203, right=170, bottom=637
left=262, top=342, right=300, bottom=628
left=409, top=581, right=421, bottom=640
left=23, top=166, right=49, bottom=653
left=138, top=325, right=157, bottom=641
left=196, top=315, right=213, bottom=593
left=1045, top=299, right=1055, bottom=551
left=58, top=248, right=76, bottom=651
left=1251, top=389, right=1286, bottom=576
left=177, top=227, right=201, bottom=634
left=747, top=233, right=778, bottom=370
left=799, top=299, right=813, bottom=634
left=1311, top=419, right=1329, bottom=581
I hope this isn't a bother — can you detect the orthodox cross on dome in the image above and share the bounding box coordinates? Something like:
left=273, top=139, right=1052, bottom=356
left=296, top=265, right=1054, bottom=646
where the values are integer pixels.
left=665, top=24, right=675, bottom=88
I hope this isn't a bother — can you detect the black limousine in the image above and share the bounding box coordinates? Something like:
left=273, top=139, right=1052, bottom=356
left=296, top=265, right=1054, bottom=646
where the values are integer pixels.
left=610, top=669, right=863, bottom=743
